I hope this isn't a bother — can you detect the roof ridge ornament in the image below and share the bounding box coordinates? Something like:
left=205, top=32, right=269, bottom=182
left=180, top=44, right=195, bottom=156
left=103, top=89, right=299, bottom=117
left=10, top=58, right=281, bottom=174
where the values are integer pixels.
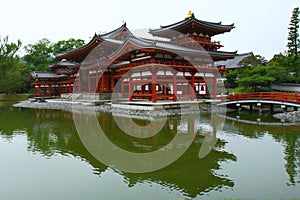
left=185, top=10, right=194, bottom=19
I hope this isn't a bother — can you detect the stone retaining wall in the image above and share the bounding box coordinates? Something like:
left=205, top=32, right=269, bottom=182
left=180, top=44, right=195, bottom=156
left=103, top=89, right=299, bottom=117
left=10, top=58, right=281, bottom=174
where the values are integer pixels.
left=273, top=111, right=300, bottom=122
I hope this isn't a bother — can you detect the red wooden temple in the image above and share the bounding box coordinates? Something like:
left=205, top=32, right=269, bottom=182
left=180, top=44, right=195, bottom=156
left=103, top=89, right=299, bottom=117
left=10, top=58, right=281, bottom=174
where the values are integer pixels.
left=30, top=11, right=236, bottom=102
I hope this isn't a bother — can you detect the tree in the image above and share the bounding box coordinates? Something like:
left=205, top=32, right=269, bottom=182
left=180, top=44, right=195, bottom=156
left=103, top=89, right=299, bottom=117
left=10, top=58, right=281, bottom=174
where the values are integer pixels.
left=23, top=38, right=53, bottom=72
left=236, top=65, right=275, bottom=91
left=0, top=36, right=29, bottom=94
left=287, top=7, right=300, bottom=55
left=224, top=69, right=239, bottom=88
left=228, top=54, right=289, bottom=92
left=238, top=54, right=267, bottom=68
left=23, top=38, right=85, bottom=72
left=51, top=38, right=85, bottom=54
left=0, top=35, right=22, bottom=57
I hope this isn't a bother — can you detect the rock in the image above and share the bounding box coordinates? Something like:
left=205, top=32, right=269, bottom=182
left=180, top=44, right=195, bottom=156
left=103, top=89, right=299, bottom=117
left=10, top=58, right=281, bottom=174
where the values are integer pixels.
left=273, top=111, right=300, bottom=122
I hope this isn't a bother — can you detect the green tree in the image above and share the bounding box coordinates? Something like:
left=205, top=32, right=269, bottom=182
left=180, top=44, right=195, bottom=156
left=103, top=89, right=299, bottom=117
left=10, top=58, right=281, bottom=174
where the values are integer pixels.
left=23, top=38, right=85, bottom=72
left=229, top=54, right=288, bottom=92
left=224, top=69, right=239, bottom=88
left=51, top=38, right=85, bottom=54
left=0, top=36, right=29, bottom=94
left=0, top=35, right=22, bottom=57
left=23, top=38, right=53, bottom=72
left=287, top=7, right=300, bottom=55
left=238, top=54, right=267, bottom=68
left=270, top=53, right=300, bottom=82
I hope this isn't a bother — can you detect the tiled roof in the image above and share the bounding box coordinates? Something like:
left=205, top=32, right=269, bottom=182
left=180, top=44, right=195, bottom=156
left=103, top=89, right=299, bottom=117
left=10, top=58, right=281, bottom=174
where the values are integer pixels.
left=109, top=36, right=236, bottom=60
left=57, top=69, right=77, bottom=74
left=49, top=61, right=80, bottom=69
left=149, top=13, right=234, bottom=37
left=99, top=23, right=133, bottom=39
left=215, top=52, right=253, bottom=69
left=30, top=71, right=67, bottom=79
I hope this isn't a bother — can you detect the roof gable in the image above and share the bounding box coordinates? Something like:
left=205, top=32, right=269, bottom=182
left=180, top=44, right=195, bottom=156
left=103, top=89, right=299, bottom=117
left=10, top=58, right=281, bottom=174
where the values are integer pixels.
left=149, top=12, right=234, bottom=38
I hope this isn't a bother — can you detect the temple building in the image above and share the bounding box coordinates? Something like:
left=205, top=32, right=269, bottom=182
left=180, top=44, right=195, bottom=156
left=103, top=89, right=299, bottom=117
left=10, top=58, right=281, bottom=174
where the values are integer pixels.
left=30, top=11, right=237, bottom=102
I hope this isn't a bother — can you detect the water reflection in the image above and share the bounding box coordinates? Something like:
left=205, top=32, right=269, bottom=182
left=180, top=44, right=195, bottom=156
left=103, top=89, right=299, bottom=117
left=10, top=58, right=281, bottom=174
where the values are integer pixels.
left=1, top=105, right=300, bottom=198
left=0, top=105, right=236, bottom=198
left=223, top=111, right=300, bottom=186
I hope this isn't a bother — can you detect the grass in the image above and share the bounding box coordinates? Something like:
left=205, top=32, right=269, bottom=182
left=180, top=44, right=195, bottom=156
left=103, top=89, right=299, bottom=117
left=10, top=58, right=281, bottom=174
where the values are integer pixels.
left=0, top=93, right=30, bottom=101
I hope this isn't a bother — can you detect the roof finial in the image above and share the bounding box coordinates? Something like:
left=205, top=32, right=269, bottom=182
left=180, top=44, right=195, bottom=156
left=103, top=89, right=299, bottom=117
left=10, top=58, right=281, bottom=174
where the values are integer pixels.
left=122, top=20, right=126, bottom=25
left=185, top=10, right=193, bottom=19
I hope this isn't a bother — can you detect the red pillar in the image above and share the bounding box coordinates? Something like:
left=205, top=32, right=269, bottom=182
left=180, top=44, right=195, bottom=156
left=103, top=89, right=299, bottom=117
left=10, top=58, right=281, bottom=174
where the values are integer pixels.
left=213, top=73, right=217, bottom=100
left=172, top=71, right=178, bottom=102
left=121, top=77, right=125, bottom=98
left=129, top=73, right=133, bottom=101
left=151, top=68, right=158, bottom=103
left=190, top=71, right=196, bottom=101
left=77, top=74, right=81, bottom=93
left=48, top=85, right=52, bottom=97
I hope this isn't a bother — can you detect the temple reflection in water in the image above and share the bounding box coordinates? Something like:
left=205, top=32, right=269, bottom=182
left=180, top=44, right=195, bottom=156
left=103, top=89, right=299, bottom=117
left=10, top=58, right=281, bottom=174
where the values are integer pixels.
left=1, top=106, right=300, bottom=198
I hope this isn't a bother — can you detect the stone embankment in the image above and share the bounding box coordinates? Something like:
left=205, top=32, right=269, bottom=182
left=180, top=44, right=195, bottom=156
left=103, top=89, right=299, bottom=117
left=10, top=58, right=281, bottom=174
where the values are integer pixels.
left=273, top=111, right=300, bottom=122
left=13, top=99, right=225, bottom=117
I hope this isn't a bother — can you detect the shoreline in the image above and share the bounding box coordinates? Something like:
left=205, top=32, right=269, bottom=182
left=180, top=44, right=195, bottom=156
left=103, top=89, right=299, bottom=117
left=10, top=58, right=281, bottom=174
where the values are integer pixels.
left=13, top=99, right=300, bottom=122
left=273, top=111, right=300, bottom=123
left=13, top=99, right=225, bottom=117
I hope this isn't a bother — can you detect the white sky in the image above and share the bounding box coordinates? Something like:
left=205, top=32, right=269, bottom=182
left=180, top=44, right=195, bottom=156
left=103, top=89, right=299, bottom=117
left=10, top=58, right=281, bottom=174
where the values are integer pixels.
left=0, top=0, right=299, bottom=60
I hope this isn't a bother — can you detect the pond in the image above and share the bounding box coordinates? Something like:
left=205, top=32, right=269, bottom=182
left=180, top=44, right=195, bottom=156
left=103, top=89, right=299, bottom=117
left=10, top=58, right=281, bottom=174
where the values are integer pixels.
left=0, top=102, right=300, bottom=199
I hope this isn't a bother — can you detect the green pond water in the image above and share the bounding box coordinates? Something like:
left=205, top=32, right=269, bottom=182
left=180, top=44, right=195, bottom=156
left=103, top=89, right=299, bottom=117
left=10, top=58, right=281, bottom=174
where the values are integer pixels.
left=0, top=102, right=300, bottom=199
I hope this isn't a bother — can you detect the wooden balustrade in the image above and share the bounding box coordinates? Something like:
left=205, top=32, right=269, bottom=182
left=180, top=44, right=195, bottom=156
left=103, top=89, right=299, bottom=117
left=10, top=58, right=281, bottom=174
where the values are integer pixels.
left=229, top=92, right=300, bottom=103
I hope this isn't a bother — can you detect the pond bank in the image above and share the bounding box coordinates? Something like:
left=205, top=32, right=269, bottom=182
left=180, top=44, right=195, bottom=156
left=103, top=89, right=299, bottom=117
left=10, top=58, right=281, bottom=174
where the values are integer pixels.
left=13, top=99, right=225, bottom=117
left=273, top=110, right=300, bottom=122
left=0, top=94, right=30, bottom=101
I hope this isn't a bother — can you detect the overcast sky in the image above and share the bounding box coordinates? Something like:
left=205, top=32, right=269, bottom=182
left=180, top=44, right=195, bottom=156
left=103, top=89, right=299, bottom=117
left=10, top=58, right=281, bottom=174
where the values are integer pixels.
left=0, top=0, right=299, bottom=60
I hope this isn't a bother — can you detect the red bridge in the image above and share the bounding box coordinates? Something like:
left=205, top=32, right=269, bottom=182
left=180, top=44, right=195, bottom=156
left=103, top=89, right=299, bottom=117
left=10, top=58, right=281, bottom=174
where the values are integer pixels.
left=218, top=92, right=300, bottom=109
left=229, top=92, right=300, bottom=103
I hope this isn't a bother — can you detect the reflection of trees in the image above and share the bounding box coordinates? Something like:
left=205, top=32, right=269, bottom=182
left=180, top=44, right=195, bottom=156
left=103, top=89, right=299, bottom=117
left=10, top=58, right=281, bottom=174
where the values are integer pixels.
left=29, top=109, right=108, bottom=174
left=123, top=138, right=235, bottom=198
left=0, top=106, right=34, bottom=136
left=223, top=114, right=300, bottom=186
left=0, top=106, right=236, bottom=199
left=94, top=113, right=236, bottom=198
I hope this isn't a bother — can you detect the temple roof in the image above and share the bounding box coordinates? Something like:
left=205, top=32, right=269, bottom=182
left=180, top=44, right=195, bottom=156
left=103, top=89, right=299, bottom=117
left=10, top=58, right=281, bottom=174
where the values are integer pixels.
left=55, top=14, right=236, bottom=64
left=30, top=71, right=67, bottom=80
left=215, top=52, right=253, bottom=69
left=149, top=12, right=234, bottom=38
left=49, top=60, right=80, bottom=69
left=100, top=22, right=133, bottom=39
left=55, top=23, right=133, bottom=61
left=57, top=68, right=77, bottom=75
left=109, top=36, right=236, bottom=61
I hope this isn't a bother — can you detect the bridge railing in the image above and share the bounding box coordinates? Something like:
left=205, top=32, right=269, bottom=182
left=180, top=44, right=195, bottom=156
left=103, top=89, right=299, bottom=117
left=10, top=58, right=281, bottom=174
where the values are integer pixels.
left=229, top=92, right=300, bottom=103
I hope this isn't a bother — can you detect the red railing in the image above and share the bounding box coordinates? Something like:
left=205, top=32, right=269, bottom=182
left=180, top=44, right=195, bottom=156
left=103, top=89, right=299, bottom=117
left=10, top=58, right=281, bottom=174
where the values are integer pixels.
left=229, top=92, right=300, bottom=104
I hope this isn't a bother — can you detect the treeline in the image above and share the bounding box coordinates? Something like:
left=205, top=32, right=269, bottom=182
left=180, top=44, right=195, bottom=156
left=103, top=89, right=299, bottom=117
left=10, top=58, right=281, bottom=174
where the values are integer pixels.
left=225, top=53, right=300, bottom=93
left=225, top=7, right=300, bottom=93
left=0, top=36, right=84, bottom=94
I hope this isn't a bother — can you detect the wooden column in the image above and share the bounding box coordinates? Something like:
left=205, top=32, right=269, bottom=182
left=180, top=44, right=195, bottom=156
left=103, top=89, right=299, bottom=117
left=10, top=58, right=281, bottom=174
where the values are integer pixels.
left=101, top=74, right=104, bottom=92
left=121, top=77, right=125, bottom=98
left=88, top=72, right=91, bottom=93
left=151, top=67, right=158, bottom=103
left=172, top=70, right=178, bottom=102
left=213, top=73, right=217, bottom=100
left=190, top=71, right=196, bottom=101
left=37, top=85, right=41, bottom=97
left=48, top=85, right=52, bottom=96
left=78, top=73, right=81, bottom=93
left=128, top=73, right=133, bottom=101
